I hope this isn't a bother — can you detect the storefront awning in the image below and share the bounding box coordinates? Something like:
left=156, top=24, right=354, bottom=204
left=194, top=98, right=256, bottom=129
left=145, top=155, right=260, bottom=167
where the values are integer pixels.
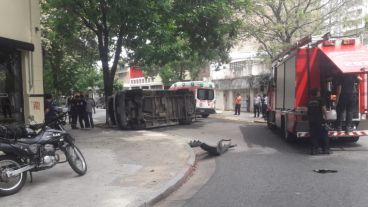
left=319, top=45, right=368, bottom=74
left=0, top=36, right=34, bottom=51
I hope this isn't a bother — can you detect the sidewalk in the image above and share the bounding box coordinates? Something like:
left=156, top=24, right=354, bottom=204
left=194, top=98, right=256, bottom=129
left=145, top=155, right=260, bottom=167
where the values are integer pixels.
left=212, top=110, right=267, bottom=124
left=1, top=126, right=195, bottom=207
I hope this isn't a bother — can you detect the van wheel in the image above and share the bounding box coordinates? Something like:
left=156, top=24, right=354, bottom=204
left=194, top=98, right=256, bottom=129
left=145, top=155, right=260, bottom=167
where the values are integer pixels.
left=351, top=137, right=360, bottom=142
left=201, top=114, right=209, bottom=118
left=340, top=136, right=359, bottom=143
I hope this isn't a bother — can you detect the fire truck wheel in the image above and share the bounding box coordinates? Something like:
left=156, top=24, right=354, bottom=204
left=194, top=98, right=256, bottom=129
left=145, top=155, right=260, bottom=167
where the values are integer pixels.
left=282, top=120, right=296, bottom=142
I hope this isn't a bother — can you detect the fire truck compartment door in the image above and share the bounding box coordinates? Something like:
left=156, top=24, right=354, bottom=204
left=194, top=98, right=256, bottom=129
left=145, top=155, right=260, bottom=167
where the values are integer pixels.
left=319, top=45, right=368, bottom=74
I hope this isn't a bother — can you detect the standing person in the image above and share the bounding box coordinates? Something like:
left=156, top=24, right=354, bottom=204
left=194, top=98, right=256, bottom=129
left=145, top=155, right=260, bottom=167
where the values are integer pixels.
left=260, top=95, right=265, bottom=117
left=85, top=95, right=96, bottom=128
left=77, top=95, right=86, bottom=128
left=262, top=94, right=268, bottom=119
left=253, top=94, right=261, bottom=117
left=66, top=96, right=73, bottom=124
left=336, top=74, right=361, bottom=132
left=234, top=93, right=242, bottom=115
left=44, top=94, right=57, bottom=125
left=308, top=88, right=329, bottom=155
left=70, top=95, right=78, bottom=129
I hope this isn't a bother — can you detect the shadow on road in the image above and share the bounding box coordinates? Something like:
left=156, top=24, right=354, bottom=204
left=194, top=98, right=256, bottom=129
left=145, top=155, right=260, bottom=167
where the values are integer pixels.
left=150, top=118, right=207, bottom=133
left=240, top=124, right=366, bottom=155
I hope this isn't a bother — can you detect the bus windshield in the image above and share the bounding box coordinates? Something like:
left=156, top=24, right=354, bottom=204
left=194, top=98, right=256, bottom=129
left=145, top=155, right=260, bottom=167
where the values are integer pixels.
left=197, top=89, right=214, bottom=100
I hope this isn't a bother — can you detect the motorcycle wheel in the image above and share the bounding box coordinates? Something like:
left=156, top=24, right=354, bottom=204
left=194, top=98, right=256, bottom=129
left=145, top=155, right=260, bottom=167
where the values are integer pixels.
left=0, top=155, right=27, bottom=196
left=65, top=145, right=87, bottom=176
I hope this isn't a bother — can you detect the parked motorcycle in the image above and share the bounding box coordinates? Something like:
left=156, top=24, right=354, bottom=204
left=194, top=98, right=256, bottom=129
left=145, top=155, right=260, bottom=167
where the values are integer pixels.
left=0, top=113, right=87, bottom=196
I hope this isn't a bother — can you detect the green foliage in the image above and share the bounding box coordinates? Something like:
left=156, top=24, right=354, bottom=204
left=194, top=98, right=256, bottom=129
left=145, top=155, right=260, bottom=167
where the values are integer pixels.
left=242, top=0, right=346, bottom=59
left=41, top=0, right=99, bottom=95
left=113, top=80, right=123, bottom=92
left=132, top=0, right=247, bottom=85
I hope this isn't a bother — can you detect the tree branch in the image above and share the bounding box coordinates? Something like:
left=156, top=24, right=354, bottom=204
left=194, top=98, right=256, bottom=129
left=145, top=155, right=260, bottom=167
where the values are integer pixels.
left=111, top=26, right=124, bottom=81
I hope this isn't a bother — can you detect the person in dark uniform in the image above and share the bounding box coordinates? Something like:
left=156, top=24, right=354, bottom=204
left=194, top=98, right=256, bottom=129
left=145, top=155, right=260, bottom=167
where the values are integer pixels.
left=44, top=94, right=57, bottom=125
left=70, top=95, right=78, bottom=129
left=336, top=74, right=360, bottom=132
left=66, top=96, right=73, bottom=124
left=308, top=88, right=329, bottom=155
left=77, top=95, right=86, bottom=128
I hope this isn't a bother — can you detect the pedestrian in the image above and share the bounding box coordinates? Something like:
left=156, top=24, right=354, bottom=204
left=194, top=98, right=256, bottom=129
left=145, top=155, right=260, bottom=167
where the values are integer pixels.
left=84, top=95, right=96, bottom=128
left=1, top=96, right=12, bottom=118
left=262, top=94, right=268, bottom=118
left=308, top=88, right=329, bottom=155
left=77, top=95, right=86, bottom=128
left=336, top=74, right=361, bottom=132
left=234, top=93, right=241, bottom=115
left=44, top=94, right=57, bottom=126
left=254, top=94, right=261, bottom=117
left=70, top=95, right=78, bottom=129
left=66, top=96, right=73, bottom=124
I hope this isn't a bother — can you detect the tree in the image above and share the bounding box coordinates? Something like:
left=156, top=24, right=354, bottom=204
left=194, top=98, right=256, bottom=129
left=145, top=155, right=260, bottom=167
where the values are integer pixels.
left=41, top=1, right=98, bottom=95
left=133, top=1, right=245, bottom=84
left=47, top=0, right=155, bottom=99
left=241, top=0, right=347, bottom=59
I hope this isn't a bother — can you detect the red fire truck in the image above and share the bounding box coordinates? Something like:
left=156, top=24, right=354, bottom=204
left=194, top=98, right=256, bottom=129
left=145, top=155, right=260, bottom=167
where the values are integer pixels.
left=267, top=33, right=368, bottom=142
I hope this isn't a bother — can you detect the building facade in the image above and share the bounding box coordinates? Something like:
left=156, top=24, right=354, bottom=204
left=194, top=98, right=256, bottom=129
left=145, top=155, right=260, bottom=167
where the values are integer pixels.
left=116, top=65, right=164, bottom=90
left=211, top=58, right=269, bottom=112
left=210, top=39, right=270, bottom=112
left=0, top=0, right=44, bottom=124
left=326, top=0, right=368, bottom=44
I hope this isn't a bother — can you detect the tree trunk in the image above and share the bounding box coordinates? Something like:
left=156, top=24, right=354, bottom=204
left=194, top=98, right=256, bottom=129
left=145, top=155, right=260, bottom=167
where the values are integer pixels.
left=179, top=64, right=184, bottom=81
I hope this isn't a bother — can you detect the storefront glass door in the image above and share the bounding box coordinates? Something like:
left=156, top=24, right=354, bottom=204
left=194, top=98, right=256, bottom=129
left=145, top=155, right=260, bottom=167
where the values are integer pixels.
left=0, top=48, right=23, bottom=123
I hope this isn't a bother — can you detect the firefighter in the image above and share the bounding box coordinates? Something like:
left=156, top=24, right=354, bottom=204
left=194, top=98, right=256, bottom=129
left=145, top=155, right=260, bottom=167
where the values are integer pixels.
left=308, top=88, right=329, bottom=155
left=336, top=74, right=361, bottom=132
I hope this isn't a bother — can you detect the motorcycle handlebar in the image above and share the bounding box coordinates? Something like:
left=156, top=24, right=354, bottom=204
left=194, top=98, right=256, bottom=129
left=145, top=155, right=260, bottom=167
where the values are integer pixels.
left=31, top=112, right=67, bottom=130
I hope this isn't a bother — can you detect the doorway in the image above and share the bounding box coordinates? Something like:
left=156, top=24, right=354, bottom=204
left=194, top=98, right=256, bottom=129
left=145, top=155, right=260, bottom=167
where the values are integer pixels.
left=0, top=48, right=23, bottom=123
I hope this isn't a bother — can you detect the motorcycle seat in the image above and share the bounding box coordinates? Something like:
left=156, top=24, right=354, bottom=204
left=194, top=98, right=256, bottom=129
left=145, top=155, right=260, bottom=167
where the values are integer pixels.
left=0, top=125, right=26, bottom=140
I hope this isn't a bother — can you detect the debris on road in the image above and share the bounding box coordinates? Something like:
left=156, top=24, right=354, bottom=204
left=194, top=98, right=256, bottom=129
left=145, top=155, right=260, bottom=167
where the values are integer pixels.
left=189, top=139, right=237, bottom=156
left=313, top=169, right=338, bottom=173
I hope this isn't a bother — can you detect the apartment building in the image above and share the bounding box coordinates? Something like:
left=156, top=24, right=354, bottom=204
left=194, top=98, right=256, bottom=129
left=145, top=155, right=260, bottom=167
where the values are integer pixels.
left=327, top=0, right=368, bottom=43
left=211, top=41, right=270, bottom=112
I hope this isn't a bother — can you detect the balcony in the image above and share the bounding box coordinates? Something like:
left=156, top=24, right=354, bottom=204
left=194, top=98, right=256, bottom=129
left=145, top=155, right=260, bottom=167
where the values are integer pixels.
left=211, top=60, right=268, bottom=80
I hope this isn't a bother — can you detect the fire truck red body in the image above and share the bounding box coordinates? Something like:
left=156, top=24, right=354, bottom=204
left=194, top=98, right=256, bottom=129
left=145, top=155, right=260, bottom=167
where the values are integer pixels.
left=267, top=34, right=368, bottom=142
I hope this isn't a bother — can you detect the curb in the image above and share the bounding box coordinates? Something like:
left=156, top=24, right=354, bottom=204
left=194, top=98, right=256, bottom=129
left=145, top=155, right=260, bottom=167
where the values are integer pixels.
left=138, top=142, right=197, bottom=207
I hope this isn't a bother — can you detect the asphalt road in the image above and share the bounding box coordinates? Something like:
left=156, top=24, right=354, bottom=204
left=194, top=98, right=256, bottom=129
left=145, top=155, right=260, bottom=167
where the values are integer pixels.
left=153, top=118, right=368, bottom=207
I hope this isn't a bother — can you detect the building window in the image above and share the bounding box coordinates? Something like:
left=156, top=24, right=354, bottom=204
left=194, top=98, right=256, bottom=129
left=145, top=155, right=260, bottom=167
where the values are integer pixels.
left=197, top=89, right=215, bottom=100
